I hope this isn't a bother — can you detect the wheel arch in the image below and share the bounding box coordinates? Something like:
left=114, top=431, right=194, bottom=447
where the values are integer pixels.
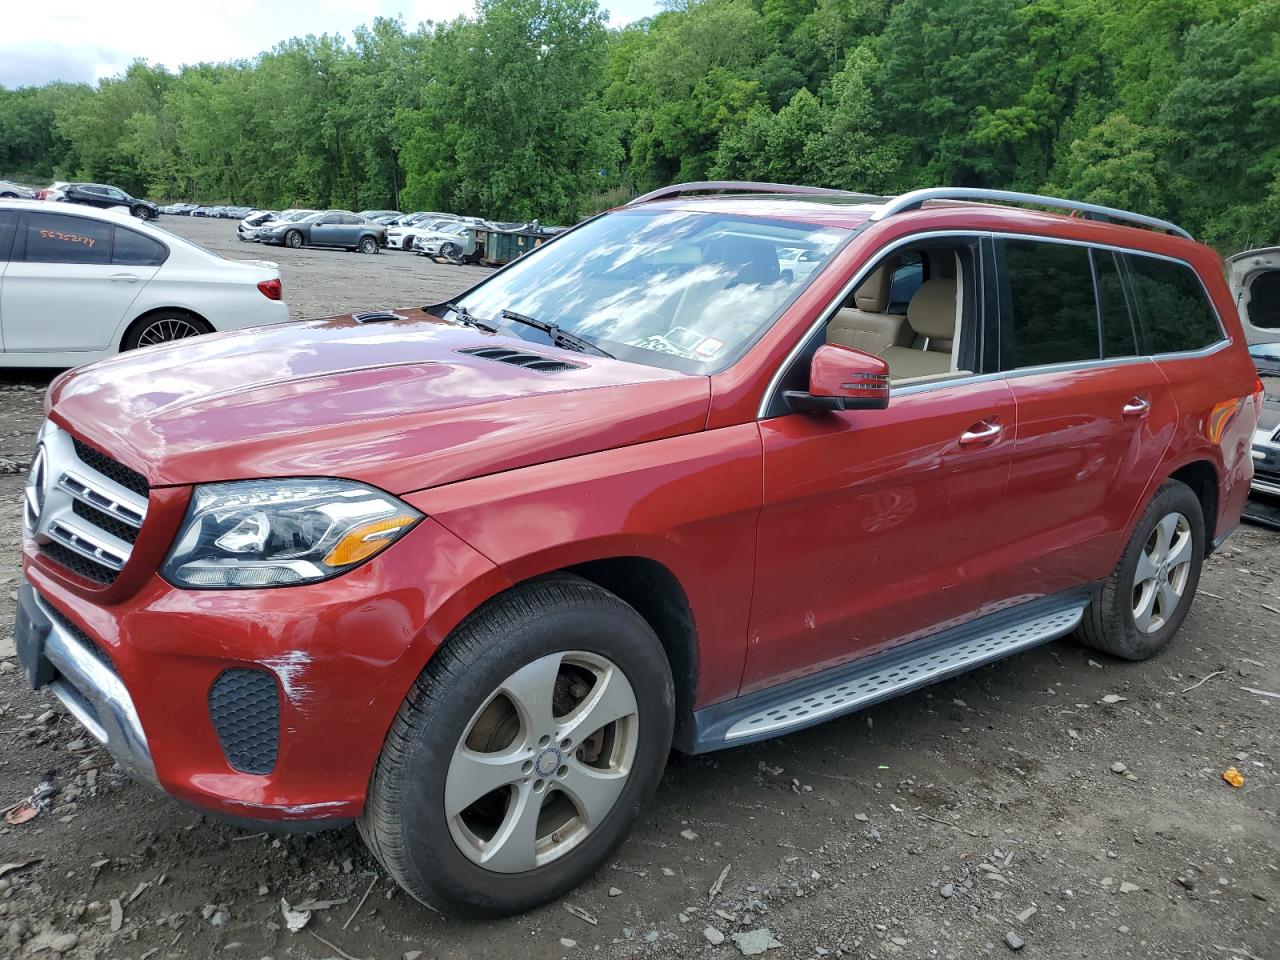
left=565, top=557, right=699, bottom=743
left=118, top=305, right=213, bottom=351
left=1168, top=459, right=1220, bottom=551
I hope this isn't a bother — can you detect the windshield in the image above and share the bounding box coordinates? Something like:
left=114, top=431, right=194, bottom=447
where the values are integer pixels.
left=457, top=208, right=848, bottom=373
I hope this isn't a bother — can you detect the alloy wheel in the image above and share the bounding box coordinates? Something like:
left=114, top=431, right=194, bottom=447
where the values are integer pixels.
left=136, top=317, right=204, bottom=347
left=443, top=650, right=639, bottom=874
left=1131, top=511, right=1192, bottom=633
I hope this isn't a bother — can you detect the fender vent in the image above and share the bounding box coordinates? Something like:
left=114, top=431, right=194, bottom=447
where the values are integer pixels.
left=458, top=346, right=583, bottom=373
left=209, top=669, right=280, bottom=775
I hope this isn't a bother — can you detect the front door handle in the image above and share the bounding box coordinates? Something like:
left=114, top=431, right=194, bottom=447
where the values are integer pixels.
left=108, top=273, right=141, bottom=283
left=959, top=419, right=1003, bottom=446
left=1123, top=397, right=1151, bottom=419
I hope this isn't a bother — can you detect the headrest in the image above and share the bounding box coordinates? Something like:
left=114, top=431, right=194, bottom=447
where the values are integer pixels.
left=853, top=265, right=891, bottom=312
left=704, top=236, right=780, bottom=286
left=907, top=278, right=958, bottom=340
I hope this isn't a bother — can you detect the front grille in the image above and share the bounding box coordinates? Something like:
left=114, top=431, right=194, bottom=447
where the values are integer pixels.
left=72, top=499, right=141, bottom=545
left=30, top=424, right=150, bottom=586
left=72, top=438, right=148, bottom=498
left=208, top=670, right=280, bottom=775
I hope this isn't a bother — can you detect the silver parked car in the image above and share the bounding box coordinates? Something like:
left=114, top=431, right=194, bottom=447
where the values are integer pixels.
left=0, top=180, right=36, bottom=200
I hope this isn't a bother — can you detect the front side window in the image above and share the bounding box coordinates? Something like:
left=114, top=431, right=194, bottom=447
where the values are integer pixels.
left=457, top=209, right=849, bottom=373
left=1125, top=253, right=1223, bottom=354
left=112, top=226, right=167, bottom=266
left=0, top=211, right=17, bottom=261
left=998, top=239, right=1100, bottom=369
left=23, top=213, right=112, bottom=265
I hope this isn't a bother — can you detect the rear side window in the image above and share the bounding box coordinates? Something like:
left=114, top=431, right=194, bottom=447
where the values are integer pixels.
left=112, top=226, right=167, bottom=266
left=23, top=213, right=112, bottom=265
left=1124, top=254, right=1223, bottom=354
left=998, top=239, right=1100, bottom=369
left=1093, top=250, right=1139, bottom=358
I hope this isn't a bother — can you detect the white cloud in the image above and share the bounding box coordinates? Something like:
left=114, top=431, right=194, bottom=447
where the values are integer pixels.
left=1, top=0, right=660, bottom=88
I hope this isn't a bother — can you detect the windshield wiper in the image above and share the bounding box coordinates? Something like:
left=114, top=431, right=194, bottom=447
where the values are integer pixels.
left=444, top=302, right=497, bottom=333
left=500, top=309, right=614, bottom=359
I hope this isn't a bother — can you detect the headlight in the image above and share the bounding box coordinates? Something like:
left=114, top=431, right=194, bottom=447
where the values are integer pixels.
left=162, top=479, right=421, bottom=589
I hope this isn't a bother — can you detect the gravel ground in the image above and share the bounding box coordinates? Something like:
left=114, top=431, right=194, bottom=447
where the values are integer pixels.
left=0, top=216, right=1276, bottom=960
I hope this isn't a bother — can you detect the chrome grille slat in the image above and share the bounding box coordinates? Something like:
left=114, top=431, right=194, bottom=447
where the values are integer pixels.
left=25, top=422, right=150, bottom=585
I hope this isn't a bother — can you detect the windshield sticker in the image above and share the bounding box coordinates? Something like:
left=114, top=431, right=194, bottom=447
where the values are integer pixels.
left=693, top=336, right=725, bottom=358
left=39, top=228, right=96, bottom=249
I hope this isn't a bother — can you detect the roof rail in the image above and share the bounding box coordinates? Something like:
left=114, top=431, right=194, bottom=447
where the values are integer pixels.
left=869, top=187, right=1193, bottom=241
left=628, top=180, right=882, bottom=206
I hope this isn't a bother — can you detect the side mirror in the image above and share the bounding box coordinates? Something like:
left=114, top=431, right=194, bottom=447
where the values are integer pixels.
left=786, top=344, right=891, bottom=413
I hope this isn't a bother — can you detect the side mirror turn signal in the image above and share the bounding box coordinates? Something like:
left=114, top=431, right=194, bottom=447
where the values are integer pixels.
left=785, top=343, right=891, bottom=413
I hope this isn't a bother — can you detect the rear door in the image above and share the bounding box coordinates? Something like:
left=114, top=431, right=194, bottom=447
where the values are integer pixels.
left=983, top=238, right=1177, bottom=606
left=1, top=210, right=157, bottom=353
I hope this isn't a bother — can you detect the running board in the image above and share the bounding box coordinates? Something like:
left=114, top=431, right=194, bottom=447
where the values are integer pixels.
left=678, top=593, right=1089, bottom=753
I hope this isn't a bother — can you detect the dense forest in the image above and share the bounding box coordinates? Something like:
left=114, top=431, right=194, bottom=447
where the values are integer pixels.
left=1, top=0, right=1276, bottom=251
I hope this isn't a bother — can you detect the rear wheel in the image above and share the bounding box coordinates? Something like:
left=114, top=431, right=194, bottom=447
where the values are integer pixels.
left=1077, top=479, right=1205, bottom=660
left=359, top=574, right=674, bottom=918
left=358, top=236, right=379, bottom=255
left=121, top=311, right=212, bottom=351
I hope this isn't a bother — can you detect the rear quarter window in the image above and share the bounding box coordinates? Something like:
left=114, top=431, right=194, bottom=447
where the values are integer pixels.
left=112, top=226, right=168, bottom=266
left=1125, top=253, right=1223, bottom=354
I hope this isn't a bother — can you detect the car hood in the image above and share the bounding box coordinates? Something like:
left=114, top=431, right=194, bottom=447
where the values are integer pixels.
left=46, top=309, right=711, bottom=495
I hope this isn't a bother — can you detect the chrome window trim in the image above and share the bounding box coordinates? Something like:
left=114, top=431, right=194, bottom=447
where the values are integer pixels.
left=757, top=228, right=1228, bottom=418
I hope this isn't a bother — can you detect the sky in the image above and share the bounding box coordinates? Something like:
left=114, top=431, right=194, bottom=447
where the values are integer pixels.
left=1, top=0, right=663, bottom=89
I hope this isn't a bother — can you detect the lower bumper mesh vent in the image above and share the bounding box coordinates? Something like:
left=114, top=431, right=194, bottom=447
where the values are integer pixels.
left=209, top=669, right=280, bottom=775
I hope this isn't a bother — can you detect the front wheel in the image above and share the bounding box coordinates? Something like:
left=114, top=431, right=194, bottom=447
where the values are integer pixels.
left=285, top=230, right=303, bottom=249
left=1076, top=479, right=1205, bottom=661
left=359, top=574, right=674, bottom=918
left=440, top=241, right=461, bottom=260
left=358, top=236, right=379, bottom=255
left=131, top=206, right=153, bottom=220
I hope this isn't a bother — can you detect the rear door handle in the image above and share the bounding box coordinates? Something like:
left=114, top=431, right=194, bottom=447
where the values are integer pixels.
left=1123, top=397, right=1151, bottom=419
left=959, top=420, right=1003, bottom=446
left=108, top=273, right=141, bottom=283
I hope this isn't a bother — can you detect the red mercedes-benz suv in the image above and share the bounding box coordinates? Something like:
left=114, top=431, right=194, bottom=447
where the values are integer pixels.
left=16, top=184, right=1263, bottom=917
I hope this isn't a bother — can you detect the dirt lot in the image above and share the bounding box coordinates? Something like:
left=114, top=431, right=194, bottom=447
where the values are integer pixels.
left=0, top=216, right=1276, bottom=960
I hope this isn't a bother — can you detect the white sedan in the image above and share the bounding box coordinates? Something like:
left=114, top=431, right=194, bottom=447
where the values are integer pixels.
left=386, top=218, right=459, bottom=252
left=0, top=199, right=289, bottom=367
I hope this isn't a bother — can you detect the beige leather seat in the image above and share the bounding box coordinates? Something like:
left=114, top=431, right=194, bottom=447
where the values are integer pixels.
left=826, top=265, right=909, bottom=356
left=879, top=278, right=960, bottom=381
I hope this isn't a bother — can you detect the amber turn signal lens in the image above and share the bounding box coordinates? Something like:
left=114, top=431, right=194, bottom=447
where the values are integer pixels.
left=323, top=515, right=417, bottom=567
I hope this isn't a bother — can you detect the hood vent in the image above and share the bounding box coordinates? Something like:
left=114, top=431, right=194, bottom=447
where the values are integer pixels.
left=351, top=310, right=406, bottom=324
left=459, top=346, right=584, bottom=374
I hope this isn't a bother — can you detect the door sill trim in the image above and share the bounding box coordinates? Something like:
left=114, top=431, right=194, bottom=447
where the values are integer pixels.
left=678, top=589, right=1092, bottom=753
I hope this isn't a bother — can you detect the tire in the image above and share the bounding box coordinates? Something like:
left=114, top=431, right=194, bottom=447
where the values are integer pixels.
left=1077, top=479, right=1205, bottom=661
left=121, top=311, right=212, bottom=351
left=131, top=206, right=151, bottom=220
left=440, top=241, right=460, bottom=260
left=358, top=236, right=379, bottom=255
left=285, top=230, right=303, bottom=249
left=359, top=574, right=675, bottom=918
left=400, top=237, right=414, bottom=251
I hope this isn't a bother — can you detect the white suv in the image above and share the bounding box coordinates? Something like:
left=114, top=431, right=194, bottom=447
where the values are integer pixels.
left=0, top=200, right=289, bottom=366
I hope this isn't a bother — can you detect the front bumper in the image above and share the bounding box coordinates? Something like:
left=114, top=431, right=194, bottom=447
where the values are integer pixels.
left=1251, top=426, right=1280, bottom=496
left=18, top=515, right=507, bottom=825
left=15, top=581, right=157, bottom=788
